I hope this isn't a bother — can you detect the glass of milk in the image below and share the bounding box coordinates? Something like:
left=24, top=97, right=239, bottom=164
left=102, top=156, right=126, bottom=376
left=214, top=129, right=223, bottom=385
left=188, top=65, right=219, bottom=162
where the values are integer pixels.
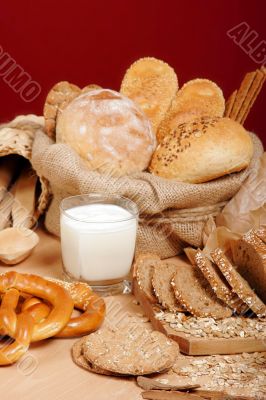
left=60, top=193, right=138, bottom=295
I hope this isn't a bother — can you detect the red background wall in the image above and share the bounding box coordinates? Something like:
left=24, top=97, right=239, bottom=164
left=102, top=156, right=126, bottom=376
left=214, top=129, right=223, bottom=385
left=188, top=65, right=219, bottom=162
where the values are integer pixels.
left=0, top=0, right=265, bottom=146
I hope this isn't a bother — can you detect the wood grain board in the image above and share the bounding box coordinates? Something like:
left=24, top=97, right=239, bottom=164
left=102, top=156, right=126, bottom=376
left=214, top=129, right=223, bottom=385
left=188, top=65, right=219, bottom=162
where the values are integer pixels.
left=133, top=277, right=266, bottom=356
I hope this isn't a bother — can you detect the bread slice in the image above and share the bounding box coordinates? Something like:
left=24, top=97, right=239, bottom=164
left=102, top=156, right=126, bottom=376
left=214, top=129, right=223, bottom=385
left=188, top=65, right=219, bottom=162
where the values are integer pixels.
left=151, top=261, right=185, bottom=312
left=133, top=253, right=161, bottom=303
left=194, top=250, right=247, bottom=314
left=171, top=263, right=232, bottom=319
left=231, top=230, right=266, bottom=303
left=211, top=248, right=266, bottom=317
left=254, top=227, right=266, bottom=245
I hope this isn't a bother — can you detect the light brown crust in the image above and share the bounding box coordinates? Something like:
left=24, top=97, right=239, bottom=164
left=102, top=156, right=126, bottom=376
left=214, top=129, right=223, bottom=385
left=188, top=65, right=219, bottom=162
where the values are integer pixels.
left=157, top=79, right=225, bottom=142
left=254, top=227, right=266, bottom=244
left=151, top=261, right=185, bottom=312
left=43, top=81, right=81, bottom=138
left=224, top=89, right=237, bottom=117
left=194, top=250, right=247, bottom=314
left=229, top=72, right=256, bottom=120
left=120, top=57, right=178, bottom=135
left=211, top=248, right=266, bottom=317
left=171, top=264, right=232, bottom=319
left=82, top=324, right=179, bottom=375
left=133, top=253, right=161, bottom=303
left=149, top=117, right=254, bottom=183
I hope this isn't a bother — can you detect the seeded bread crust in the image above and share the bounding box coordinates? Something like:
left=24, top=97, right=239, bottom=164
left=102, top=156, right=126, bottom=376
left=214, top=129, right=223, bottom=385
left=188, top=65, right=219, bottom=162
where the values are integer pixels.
left=82, top=324, right=179, bottom=375
left=133, top=253, right=161, bottom=303
left=171, top=264, right=232, bottom=319
left=211, top=248, right=266, bottom=317
left=194, top=250, right=247, bottom=315
left=231, top=229, right=266, bottom=304
left=151, top=261, right=185, bottom=312
left=254, top=227, right=266, bottom=245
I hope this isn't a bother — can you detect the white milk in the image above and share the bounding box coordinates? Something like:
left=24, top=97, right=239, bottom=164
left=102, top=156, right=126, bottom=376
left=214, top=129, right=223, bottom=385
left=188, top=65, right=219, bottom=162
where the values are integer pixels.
left=60, top=204, right=137, bottom=282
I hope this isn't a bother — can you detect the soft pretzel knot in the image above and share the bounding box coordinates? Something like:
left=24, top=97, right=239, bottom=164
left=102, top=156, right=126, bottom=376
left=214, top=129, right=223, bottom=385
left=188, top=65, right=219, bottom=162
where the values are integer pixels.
left=0, top=272, right=105, bottom=365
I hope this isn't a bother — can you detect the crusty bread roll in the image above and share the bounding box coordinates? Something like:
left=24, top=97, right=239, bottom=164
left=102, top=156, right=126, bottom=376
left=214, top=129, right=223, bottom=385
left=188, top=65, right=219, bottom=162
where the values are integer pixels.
left=56, top=89, right=156, bottom=176
left=149, top=117, right=254, bottom=183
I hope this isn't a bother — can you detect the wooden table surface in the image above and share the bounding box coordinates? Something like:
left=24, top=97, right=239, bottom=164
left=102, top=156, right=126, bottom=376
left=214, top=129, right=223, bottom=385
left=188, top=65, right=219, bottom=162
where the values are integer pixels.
left=0, top=227, right=144, bottom=400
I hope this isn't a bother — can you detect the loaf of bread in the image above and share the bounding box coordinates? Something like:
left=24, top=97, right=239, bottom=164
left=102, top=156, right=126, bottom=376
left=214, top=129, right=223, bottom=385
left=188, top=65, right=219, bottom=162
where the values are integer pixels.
left=56, top=89, right=156, bottom=176
left=149, top=117, right=254, bottom=183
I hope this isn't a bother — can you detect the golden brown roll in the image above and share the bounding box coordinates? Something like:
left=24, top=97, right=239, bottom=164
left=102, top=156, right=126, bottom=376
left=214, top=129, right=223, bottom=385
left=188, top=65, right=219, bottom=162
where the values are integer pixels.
left=149, top=117, right=254, bottom=183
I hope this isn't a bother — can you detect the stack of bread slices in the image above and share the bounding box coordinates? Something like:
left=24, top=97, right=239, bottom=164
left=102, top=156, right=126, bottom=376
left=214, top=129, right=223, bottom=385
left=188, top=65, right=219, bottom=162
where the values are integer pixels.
left=134, top=227, right=266, bottom=319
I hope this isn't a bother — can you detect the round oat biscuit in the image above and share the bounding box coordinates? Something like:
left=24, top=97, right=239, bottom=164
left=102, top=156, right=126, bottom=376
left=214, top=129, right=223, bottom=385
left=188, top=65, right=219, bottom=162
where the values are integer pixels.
left=72, top=336, right=116, bottom=376
left=82, top=325, right=179, bottom=375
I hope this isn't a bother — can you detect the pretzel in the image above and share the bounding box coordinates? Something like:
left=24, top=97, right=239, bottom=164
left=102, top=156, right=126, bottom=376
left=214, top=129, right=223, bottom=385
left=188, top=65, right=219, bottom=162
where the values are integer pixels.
left=0, top=299, right=51, bottom=365
left=22, top=280, right=106, bottom=337
left=0, top=271, right=74, bottom=341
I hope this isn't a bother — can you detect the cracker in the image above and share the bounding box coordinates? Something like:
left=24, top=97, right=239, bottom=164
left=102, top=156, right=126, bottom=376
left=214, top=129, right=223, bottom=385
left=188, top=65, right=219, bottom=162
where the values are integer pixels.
left=152, top=261, right=185, bottom=312
left=211, top=248, right=266, bottom=317
left=224, top=89, right=237, bottom=117
left=120, top=57, right=178, bottom=135
left=229, top=72, right=256, bottom=120
left=194, top=250, right=247, bottom=314
left=236, top=69, right=263, bottom=125
left=43, top=81, right=81, bottom=138
left=134, top=253, right=161, bottom=303
left=82, top=324, right=179, bottom=375
left=71, top=336, right=115, bottom=375
left=171, top=263, right=232, bottom=319
left=157, top=79, right=225, bottom=142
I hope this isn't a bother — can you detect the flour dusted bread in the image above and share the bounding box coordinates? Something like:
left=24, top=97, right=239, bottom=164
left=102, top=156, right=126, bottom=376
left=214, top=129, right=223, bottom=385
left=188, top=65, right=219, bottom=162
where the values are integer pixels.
left=171, top=263, right=232, bottom=318
left=231, top=229, right=266, bottom=304
left=149, top=117, right=254, bottom=183
left=120, top=57, right=178, bottom=134
left=157, top=78, right=225, bottom=142
left=56, top=89, right=156, bottom=176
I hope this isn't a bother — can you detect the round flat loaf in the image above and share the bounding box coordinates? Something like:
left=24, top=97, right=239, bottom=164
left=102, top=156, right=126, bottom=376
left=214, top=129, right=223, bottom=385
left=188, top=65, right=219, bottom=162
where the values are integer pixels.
left=194, top=250, right=247, bottom=314
left=149, top=117, right=254, bottom=183
left=152, top=262, right=185, bottom=312
left=56, top=89, right=156, bottom=176
left=211, top=248, right=266, bottom=318
left=120, top=57, right=178, bottom=135
left=171, top=264, right=232, bottom=319
left=157, top=78, right=225, bottom=142
left=82, top=325, right=179, bottom=375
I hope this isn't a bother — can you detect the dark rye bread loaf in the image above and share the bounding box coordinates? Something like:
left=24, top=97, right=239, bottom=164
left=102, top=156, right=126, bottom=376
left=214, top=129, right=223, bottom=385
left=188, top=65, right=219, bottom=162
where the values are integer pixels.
left=194, top=250, right=247, bottom=314
left=211, top=248, right=266, bottom=317
left=171, top=263, right=232, bottom=319
left=231, top=229, right=266, bottom=303
left=151, top=261, right=185, bottom=312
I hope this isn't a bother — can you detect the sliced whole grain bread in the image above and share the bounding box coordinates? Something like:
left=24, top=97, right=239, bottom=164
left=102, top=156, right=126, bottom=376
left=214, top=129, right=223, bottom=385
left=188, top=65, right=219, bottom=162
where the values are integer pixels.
left=254, top=227, right=266, bottom=245
left=82, top=324, right=179, bottom=375
left=152, top=261, right=185, bottom=312
left=211, top=248, right=266, bottom=317
left=194, top=250, right=248, bottom=315
left=171, top=264, right=232, bottom=319
left=133, top=253, right=161, bottom=303
left=231, top=229, right=266, bottom=304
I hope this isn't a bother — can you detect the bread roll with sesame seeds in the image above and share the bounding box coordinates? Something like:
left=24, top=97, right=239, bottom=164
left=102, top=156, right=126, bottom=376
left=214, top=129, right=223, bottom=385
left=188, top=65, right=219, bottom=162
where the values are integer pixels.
left=149, top=117, right=253, bottom=183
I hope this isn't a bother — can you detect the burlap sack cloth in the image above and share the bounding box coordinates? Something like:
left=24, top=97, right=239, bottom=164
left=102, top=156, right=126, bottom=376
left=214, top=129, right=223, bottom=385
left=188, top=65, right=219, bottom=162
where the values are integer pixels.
left=31, top=131, right=263, bottom=259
